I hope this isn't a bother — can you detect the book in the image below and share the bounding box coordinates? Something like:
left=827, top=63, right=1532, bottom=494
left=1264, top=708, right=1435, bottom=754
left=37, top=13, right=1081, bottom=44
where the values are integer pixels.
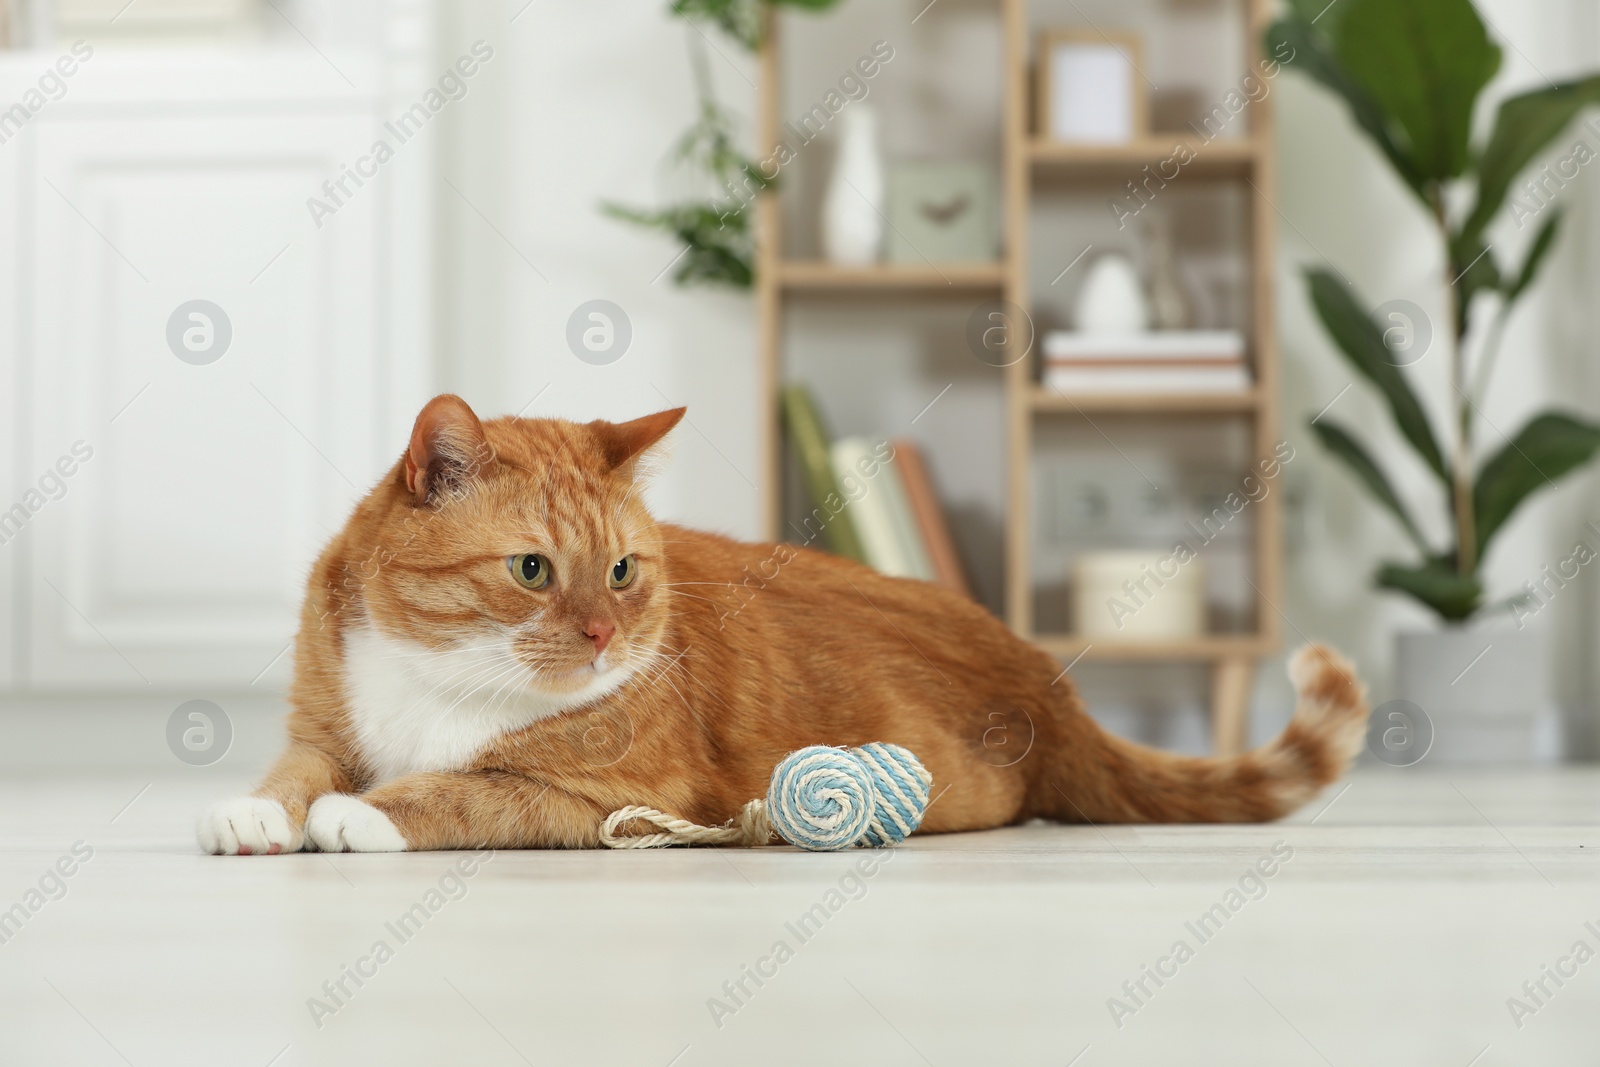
left=1043, top=329, right=1246, bottom=361
left=891, top=439, right=971, bottom=596
left=877, top=446, right=936, bottom=582
left=1042, top=365, right=1252, bottom=394
left=780, top=385, right=867, bottom=562
left=831, top=437, right=932, bottom=580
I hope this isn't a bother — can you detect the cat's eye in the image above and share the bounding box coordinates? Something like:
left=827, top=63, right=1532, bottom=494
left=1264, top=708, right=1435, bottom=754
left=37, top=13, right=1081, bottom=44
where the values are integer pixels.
left=609, top=555, right=637, bottom=589
left=509, top=554, right=552, bottom=590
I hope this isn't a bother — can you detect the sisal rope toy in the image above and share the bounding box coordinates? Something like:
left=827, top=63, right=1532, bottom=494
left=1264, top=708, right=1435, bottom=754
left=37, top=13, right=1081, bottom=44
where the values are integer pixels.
left=600, top=743, right=933, bottom=851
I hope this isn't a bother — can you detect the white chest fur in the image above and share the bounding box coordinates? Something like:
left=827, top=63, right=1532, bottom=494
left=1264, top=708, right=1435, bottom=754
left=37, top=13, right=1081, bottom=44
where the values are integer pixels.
left=340, top=622, right=628, bottom=785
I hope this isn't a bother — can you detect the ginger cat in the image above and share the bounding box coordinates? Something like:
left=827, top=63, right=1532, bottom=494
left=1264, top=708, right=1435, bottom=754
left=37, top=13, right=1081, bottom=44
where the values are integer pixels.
left=199, top=395, right=1369, bottom=854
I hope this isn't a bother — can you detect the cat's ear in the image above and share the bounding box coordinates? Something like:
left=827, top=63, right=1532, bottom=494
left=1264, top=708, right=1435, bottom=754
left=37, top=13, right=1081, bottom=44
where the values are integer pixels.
left=591, top=407, right=686, bottom=475
left=403, top=394, right=490, bottom=505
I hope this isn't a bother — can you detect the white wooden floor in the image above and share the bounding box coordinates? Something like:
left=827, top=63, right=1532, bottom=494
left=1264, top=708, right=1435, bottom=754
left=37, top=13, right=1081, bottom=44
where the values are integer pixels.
left=1, top=768, right=1597, bottom=1067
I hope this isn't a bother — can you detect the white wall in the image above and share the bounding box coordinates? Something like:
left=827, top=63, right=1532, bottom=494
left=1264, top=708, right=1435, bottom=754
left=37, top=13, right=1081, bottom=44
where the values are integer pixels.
left=432, top=0, right=763, bottom=543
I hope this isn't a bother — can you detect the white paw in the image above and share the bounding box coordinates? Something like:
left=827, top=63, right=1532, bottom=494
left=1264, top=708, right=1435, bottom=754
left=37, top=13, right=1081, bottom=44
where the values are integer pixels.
left=306, top=794, right=407, bottom=853
left=197, top=797, right=303, bottom=855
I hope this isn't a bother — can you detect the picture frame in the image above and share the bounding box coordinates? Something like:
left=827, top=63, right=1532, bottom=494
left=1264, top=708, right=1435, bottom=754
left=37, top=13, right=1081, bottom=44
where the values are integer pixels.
left=1036, top=29, right=1147, bottom=145
left=885, top=161, right=1000, bottom=265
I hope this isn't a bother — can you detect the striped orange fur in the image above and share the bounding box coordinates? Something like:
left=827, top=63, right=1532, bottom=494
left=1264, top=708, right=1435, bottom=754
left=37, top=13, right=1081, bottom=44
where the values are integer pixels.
left=198, top=395, right=1370, bottom=854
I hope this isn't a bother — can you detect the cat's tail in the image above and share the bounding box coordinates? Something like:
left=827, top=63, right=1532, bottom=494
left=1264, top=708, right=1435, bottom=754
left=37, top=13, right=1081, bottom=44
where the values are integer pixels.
left=1040, top=643, right=1369, bottom=824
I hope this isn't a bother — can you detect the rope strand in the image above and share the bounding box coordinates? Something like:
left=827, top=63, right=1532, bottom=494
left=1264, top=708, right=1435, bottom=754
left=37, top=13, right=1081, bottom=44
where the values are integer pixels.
left=599, top=799, right=773, bottom=849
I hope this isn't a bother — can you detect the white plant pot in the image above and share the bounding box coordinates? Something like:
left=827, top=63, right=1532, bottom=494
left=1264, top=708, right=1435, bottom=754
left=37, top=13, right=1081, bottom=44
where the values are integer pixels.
left=1393, top=627, right=1551, bottom=763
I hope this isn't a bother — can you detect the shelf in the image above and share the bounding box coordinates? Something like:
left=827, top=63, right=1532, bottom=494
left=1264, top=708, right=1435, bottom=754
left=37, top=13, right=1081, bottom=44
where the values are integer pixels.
left=1029, top=386, right=1261, bottom=414
left=777, top=261, right=1007, bottom=293
left=1029, top=136, right=1259, bottom=179
left=1035, top=635, right=1269, bottom=662
left=758, top=1, right=1283, bottom=751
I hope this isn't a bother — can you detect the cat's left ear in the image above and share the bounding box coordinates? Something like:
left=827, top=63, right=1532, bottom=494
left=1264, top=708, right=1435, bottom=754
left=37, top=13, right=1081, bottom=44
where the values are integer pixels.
left=404, top=394, right=490, bottom=505
left=591, top=407, right=686, bottom=475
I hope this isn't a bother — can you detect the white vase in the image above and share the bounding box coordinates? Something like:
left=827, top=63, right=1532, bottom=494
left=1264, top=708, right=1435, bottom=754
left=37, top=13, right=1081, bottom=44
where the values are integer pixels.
left=822, top=106, right=885, bottom=265
left=1075, top=253, right=1149, bottom=333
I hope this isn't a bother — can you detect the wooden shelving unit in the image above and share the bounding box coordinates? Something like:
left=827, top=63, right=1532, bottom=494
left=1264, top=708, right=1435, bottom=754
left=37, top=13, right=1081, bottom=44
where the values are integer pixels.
left=778, top=261, right=1007, bottom=292
left=757, top=0, right=1281, bottom=756
left=1029, top=136, right=1260, bottom=177
left=1033, top=634, right=1271, bottom=662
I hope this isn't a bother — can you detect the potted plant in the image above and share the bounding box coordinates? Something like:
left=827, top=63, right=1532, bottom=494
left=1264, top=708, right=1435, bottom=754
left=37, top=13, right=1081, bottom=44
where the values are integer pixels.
left=603, top=0, right=840, bottom=289
left=1269, top=0, right=1600, bottom=755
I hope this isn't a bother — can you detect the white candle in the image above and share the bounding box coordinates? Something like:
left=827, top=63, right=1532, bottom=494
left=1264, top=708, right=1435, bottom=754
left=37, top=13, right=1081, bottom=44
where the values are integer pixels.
left=1074, top=550, right=1206, bottom=640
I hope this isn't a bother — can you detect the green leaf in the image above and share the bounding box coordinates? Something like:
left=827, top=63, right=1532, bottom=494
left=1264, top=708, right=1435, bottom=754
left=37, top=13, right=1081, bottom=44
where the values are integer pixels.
left=601, top=200, right=755, bottom=288
left=672, top=0, right=761, bottom=49
left=1504, top=207, right=1563, bottom=304
left=1305, top=268, right=1449, bottom=482
left=671, top=0, right=841, bottom=49
left=1462, top=77, right=1600, bottom=242
left=1265, top=15, right=1428, bottom=201
left=1474, top=411, right=1600, bottom=558
left=1376, top=559, right=1483, bottom=621
left=1334, top=0, right=1501, bottom=181
left=1311, top=419, right=1432, bottom=555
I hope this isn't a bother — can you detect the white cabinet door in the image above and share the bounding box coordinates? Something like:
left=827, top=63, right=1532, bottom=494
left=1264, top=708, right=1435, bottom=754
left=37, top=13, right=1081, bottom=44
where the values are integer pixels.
left=26, top=111, right=409, bottom=688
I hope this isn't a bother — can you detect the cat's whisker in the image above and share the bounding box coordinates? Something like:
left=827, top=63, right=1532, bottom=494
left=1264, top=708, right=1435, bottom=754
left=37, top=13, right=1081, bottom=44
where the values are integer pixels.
left=650, top=645, right=733, bottom=721
left=664, top=590, right=722, bottom=606
left=401, top=654, right=509, bottom=702
left=428, top=662, right=523, bottom=725
left=397, top=642, right=525, bottom=705
left=649, top=663, right=694, bottom=712
left=436, top=656, right=527, bottom=717
left=483, top=661, right=537, bottom=719
left=631, top=643, right=699, bottom=714
left=391, top=655, right=519, bottom=723
left=469, top=667, right=519, bottom=721
left=386, top=644, right=499, bottom=660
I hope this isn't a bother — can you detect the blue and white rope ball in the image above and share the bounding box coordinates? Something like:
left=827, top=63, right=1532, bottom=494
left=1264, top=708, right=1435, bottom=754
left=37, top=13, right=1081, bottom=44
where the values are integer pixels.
left=765, top=744, right=934, bottom=851
left=853, top=742, right=933, bottom=846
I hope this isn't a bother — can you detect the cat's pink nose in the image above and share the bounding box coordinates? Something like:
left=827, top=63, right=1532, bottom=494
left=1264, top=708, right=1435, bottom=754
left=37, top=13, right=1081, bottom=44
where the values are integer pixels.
left=584, top=620, right=616, bottom=655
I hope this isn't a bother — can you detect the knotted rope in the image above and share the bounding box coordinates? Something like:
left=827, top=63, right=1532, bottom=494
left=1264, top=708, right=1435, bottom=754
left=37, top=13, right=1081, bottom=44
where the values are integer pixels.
left=600, top=799, right=773, bottom=849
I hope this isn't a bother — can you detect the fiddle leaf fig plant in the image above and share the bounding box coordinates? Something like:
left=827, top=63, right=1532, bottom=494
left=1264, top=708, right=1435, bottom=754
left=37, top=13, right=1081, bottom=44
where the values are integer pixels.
left=1269, top=0, right=1600, bottom=622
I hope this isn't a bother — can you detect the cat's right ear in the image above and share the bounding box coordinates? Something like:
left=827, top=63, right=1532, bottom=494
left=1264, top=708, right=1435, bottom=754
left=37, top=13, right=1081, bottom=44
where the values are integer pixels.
left=403, top=394, right=489, bottom=505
